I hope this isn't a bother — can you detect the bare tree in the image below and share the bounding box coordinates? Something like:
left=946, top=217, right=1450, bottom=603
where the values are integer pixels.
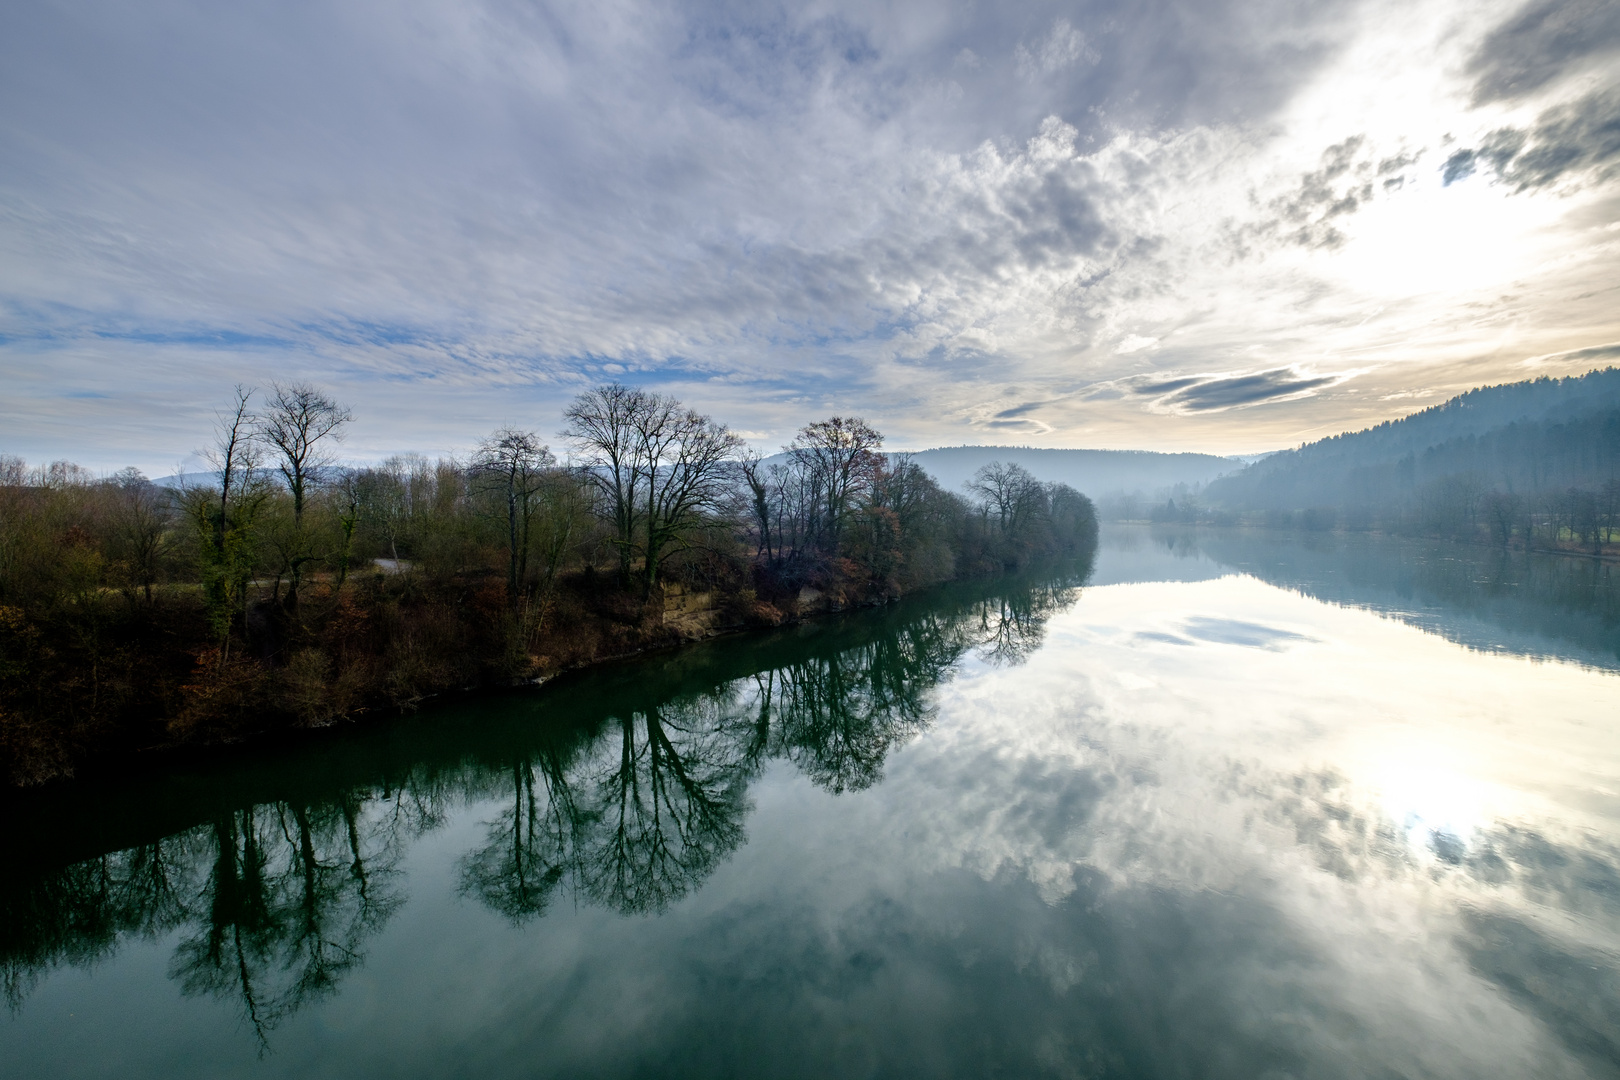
left=470, top=428, right=555, bottom=604
left=562, top=385, right=742, bottom=593
left=202, top=386, right=258, bottom=558
left=787, top=416, right=883, bottom=555
left=107, top=468, right=172, bottom=605
left=185, top=386, right=271, bottom=655
left=967, top=461, right=1043, bottom=535
left=531, top=469, right=591, bottom=591
left=258, top=382, right=353, bottom=607
left=330, top=471, right=363, bottom=588
left=358, top=454, right=431, bottom=564
left=739, top=452, right=775, bottom=562
left=633, top=400, right=743, bottom=594
left=562, top=384, right=649, bottom=584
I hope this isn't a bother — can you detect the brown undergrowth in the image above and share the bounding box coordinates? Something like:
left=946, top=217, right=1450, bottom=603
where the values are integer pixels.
left=0, top=558, right=875, bottom=788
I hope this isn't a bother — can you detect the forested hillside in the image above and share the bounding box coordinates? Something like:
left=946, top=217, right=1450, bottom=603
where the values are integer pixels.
left=1204, top=368, right=1620, bottom=546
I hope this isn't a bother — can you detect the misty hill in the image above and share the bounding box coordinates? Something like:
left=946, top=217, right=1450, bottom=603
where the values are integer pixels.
left=152, top=472, right=215, bottom=489
left=899, top=446, right=1243, bottom=499
left=1207, top=367, right=1620, bottom=516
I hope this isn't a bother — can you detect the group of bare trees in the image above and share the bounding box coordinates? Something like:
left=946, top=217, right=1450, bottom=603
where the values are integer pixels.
left=562, top=385, right=744, bottom=594
left=736, top=422, right=1099, bottom=585
left=555, top=388, right=1095, bottom=596
left=962, top=460, right=1100, bottom=565
left=0, top=389, right=343, bottom=656
left=173, top=383, right=354, bottom=652
left=4, top=380, right=1103, bottom=623
left=0, top=458, right=175, bottom=610
left=0, top=379, right=1101, bottom=785
left=740, top=417, right=886, bottom=565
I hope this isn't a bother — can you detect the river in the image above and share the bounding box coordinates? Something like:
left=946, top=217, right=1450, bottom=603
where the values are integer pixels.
left=3, top=525, right=1618, bottom=1078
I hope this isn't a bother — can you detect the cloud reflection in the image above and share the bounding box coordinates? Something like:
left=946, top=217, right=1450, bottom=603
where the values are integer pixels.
left=2, top=538, right=1618, bottom=1077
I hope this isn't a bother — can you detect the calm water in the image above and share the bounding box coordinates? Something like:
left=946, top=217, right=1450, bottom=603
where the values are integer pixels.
left=4, top=526, right=1619, bottom=1079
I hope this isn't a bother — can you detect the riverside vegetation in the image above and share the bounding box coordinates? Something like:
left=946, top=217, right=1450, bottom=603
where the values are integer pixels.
left=0, top=383, right=1098, bottom=787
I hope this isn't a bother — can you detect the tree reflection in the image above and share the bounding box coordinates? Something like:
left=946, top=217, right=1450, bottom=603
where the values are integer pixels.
left=580, top=706, right=749, bottom=914
left=2, top=559, right=1091, bottom=1035
left=971, top=575, right=1084, bottom=667
left=1185, top=528, right=1620, bottom=666
left=459, top=752, right=578, bottom=923
left=166, top=798, right=402, bottom=1046
left=451, top=564, right=1090, bottom=915
left=2, top=837, right=195, bottom=1010
left=769, top=611, right=962, bottom=792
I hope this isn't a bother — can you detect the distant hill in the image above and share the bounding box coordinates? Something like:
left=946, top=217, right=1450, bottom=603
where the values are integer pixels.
left=899, top=446, right=1243, bottom=501
left=1206, top=367, right=1620, bottom=518
left=151, top=472, right=214, bottom=489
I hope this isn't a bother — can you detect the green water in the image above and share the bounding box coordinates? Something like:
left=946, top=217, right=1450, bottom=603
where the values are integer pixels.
left=4, top=526, right=1619, bottom=1078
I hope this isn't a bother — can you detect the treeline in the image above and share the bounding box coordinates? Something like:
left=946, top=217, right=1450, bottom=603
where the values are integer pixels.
left=1199, top=368, right=1620, bottom=552
left=0, top=383, right=1097, bottom=786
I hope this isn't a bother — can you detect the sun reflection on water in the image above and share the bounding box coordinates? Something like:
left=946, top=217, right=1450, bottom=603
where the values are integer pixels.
left=1368, top=758, right=1492, bottom=860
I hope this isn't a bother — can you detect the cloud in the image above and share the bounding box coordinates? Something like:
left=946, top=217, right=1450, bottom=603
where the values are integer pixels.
left=1, top=0, right=1618, bottom=468
left=1014, top=19, right=1098, bottom=79
left=1520, top=341, right=1620, bottom=366
left=992, top=401, right=1051, bottom=419
left=1446, top=0, right=1620, bottom=194
left=1466, top=0, right=1620, bottom=105
left=1134, top=369, right=1344, bottom=412
left=1238, top=136, right=1389, bottom=251
left=1178, top=616, right=1317, bottom=649
left=1443, top=87, right=1620, bottom=191
left=1134, top=377, right=1206, bottom=395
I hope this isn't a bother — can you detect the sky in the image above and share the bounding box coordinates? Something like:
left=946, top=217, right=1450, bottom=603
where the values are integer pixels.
left=3, top=0, right=1619, bottom=473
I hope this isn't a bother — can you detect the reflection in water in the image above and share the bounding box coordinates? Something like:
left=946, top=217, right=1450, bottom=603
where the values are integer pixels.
left=169, top=800, right=402, bottom=1047
left=2, top=798, right=404, bottom=1048
left=973, top=578, right=1081, bottom=667
left=459, top=752, right=576, bottom=924
left=1117, top=524, right=1620, bottom=667
left=580, top=707, right=748, bottom=916
left=454, top=573, right=1090, bottom=923
left=0, top=560, right=1091, bottom=1035
left=1226, top=759, right=1620, bottom=1074
left=5, top=533, right=1619, bottom=1077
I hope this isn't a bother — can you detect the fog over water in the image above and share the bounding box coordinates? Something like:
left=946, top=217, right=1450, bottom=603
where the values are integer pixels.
left=4, top=526, right=1618, bottom=1079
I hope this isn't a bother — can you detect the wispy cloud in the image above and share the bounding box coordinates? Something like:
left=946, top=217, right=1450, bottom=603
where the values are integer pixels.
left=1132, top=369, right=1349, bottom=413
left=1521, top=341, right=1620, bottom=366
left=1015, top=19, right=1098, bottom=79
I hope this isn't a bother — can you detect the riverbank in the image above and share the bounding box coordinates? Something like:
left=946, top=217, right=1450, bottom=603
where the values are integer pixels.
left=0, top=546, right=1095, bottom=790
left=1111, top=517, right=1620, bottom=562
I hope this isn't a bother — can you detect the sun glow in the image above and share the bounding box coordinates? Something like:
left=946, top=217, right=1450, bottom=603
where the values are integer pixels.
left=1370, top=757, right=1492, bottom=853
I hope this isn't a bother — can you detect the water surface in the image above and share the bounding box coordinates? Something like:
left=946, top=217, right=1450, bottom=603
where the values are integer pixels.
left=4, top=526, right=1619, bottom=1078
